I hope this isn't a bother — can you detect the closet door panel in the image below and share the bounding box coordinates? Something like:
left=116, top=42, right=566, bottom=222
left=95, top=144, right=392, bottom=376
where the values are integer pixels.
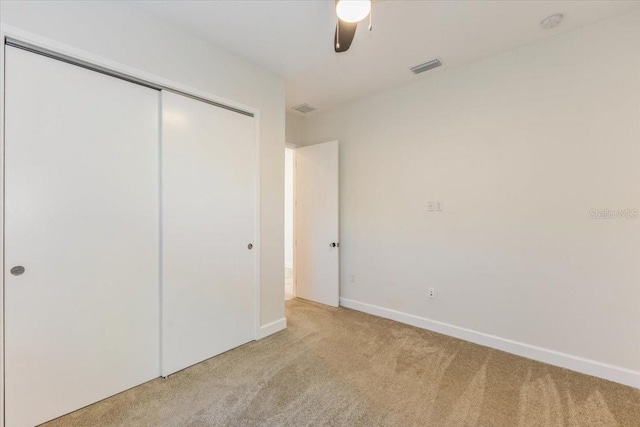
left=4, top=47, right=160, bottom=427
left=161, top=91, right=256, bottom=376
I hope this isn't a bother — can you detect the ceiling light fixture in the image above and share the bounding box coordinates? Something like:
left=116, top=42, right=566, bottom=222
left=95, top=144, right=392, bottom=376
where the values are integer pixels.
left=336, top=0, right=371, bottom=23
left=334, top=0, right=372, bottom=52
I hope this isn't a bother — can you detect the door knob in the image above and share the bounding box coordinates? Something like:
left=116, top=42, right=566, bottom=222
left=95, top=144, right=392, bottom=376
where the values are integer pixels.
left=10, top=266, right=25, bottom=276
left=330, top=242, right=339, bottom=248
left=248, top=243, right=253, bottom=250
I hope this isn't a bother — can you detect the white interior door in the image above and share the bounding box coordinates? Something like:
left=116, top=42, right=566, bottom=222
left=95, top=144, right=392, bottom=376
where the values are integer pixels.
left=4, top=46, right=160, bottom=427
left=161, top=91, right=257, bottom=376
left=295, top=141, right=339, bottom=307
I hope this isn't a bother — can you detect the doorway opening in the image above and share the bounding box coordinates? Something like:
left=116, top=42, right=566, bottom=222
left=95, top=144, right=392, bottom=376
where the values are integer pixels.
left=284, top=146, right=295, bottom=300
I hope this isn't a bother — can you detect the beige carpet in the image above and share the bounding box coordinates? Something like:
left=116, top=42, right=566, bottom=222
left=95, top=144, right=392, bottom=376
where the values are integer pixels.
left=44, top=299, right=640, bottom=426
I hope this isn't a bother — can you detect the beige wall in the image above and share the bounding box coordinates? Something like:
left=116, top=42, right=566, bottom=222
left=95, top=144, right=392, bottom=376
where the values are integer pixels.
left=1, top=0, right=286, bottom=327
left=285, top=112, right=305, bottom=145
left=302, top=10, right=640, bottom=377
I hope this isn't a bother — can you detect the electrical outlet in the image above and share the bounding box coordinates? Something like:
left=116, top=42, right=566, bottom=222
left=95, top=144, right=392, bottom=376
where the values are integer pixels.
left=428, top=287, right=435, bottom=298
left=436, top=201, right=443, bottom=212
left=427, top=201, right=435, bottom=212
left=350, top=274, right=356, bottom=283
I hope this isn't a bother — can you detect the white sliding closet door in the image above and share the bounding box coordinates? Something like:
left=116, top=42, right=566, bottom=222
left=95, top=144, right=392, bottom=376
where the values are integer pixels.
left=4, top=47, right=160, bottom=427
left=161, top=91, right=256, bottom=376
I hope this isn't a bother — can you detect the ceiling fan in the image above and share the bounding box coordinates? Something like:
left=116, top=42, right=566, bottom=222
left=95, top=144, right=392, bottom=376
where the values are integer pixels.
left=334, top=0, right=372, bottom=53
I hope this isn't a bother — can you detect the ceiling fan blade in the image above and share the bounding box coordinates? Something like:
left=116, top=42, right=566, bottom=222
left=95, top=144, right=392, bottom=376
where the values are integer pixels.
left=334, top=19, right=357, bottom=53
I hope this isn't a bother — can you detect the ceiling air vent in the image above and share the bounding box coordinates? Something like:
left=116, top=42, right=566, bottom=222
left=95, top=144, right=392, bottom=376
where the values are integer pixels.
left=292, top=103, right=316, bottom=114
left=410, top=59, right=442, bottom=75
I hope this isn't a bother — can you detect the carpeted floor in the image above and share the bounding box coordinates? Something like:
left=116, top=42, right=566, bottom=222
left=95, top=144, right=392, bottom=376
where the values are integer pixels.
left=43, top=298, right=640, bottom=426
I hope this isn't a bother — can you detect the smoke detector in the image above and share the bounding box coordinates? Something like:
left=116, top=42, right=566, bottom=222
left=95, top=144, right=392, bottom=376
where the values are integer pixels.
left=541, top=14, right=563, bottom=29
left=292, top=103, right=315, bottom=114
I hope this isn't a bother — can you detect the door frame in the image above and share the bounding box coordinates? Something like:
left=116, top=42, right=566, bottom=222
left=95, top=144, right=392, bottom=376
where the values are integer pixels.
left=0, top=25, right=262, bottom=427
left=285, top=143, right=298, bottom=299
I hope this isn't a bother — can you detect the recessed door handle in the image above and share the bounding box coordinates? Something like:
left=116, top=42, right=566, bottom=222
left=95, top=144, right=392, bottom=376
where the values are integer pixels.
left=10, top=266, right=25, bottom=276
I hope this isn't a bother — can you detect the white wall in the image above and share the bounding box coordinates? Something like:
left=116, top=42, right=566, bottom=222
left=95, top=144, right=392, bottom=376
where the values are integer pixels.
left=0, top=0, right=285, bottom=328
left=284, top=148, right=294, bottom=269
left=302, top=10, right=640, bottom=384
left=286, top=112, right=305, bottom=146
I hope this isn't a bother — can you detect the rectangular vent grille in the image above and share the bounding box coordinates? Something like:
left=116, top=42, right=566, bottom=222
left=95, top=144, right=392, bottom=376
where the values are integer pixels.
left=292, top=103, right=315, bottom=114
left=410, top=59, right=442, bottom=74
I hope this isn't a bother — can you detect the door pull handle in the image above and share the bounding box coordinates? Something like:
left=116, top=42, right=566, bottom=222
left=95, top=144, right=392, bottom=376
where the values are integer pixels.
left=10, top=266, right=25, bottom=276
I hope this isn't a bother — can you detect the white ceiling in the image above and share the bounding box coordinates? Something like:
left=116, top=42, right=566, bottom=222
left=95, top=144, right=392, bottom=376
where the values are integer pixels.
left=135, top=0, right=640, bottom=114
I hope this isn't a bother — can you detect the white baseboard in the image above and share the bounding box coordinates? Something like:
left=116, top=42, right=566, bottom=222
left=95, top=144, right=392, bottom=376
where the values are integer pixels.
left=339, top=298, right=640, bottom=389
left=257, top=317, right=287, bottom=340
